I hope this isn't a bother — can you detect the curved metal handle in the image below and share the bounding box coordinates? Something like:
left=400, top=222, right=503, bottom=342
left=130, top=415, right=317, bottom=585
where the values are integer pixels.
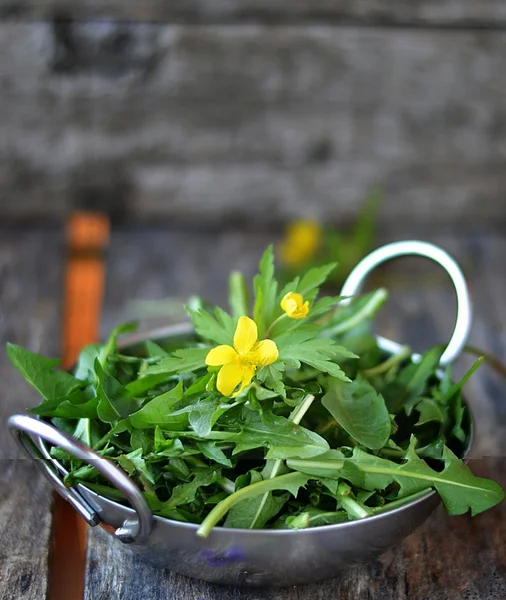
left=8, top=414, right=152, bottom=543
left=339, top=240, right=472, bottom=366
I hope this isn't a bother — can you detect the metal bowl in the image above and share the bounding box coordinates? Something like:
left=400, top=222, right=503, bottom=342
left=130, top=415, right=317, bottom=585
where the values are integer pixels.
left=7, top=241, right=474, bottom=587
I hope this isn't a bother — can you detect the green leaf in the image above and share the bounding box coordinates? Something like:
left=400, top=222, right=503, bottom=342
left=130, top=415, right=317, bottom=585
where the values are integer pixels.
left=7, top=343, right=84, bottom=402
left=253, top=245, right=278, bottom=336
left=186, top=307, right=234, bottom=346
left=228, top=271, right=250, bottom=319
left=145, top=340, right=170, bottom=358
left=125, top=372, right=169, bottom=396
left=228, top=410, right=329, bottom=459
left=74, top=344, right=101, bottom=381
left=296, top=263, right=337, bottom=301
left=289, top=446, right=505, bottom=516
left=98, top=322, right=138, bottom=366
left=189, top=399, right=226, bottom=438
left=436, top=447, right=505, bottom=515
left=95, top=360, right=140, bottom=424
left=130, top=382, right=187, bottom=429
left=415, top=398, right=446, bottom=427
left=117, top=448, right=155, bottom=485
left=197, top=472, right=311, bottom=537
left=257, top=363, right=286, bottom=398
left=385, top=347, right=442, bottom=412
left=224, top=490, right=289, bottom=529
left=322, top=377, right=391, bottom=450
left=145, top=348, right=209, bottom=376
left=197, top=441, right=232, bottom=468
left=155, top=470, right=219, bottom=514
left=30, top=396, right=99, bottom=419
left=278, top=333, right=354, bottom=379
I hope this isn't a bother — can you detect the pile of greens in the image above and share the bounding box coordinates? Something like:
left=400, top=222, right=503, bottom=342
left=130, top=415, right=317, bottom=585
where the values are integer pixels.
left=8, top=247, right=504, bottom=537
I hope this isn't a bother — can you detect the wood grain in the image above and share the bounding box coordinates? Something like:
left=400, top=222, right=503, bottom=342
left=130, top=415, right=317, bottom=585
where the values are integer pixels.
left=0, top=229, right=64, bottom=600
left=1, top=1, right=506, bottom=26
left=84, top=228, right=506, bottom=599
left=1, top=24, right=506, bottom=228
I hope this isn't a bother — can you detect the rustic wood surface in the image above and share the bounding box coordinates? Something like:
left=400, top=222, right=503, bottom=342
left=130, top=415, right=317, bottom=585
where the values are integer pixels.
left=84, top=228, right=506, bottom=599
left=0, top=229, right=64, bottom=600
left=1, top=22, right=506, bottom=228
left=2, top=1, right=506, bottom=26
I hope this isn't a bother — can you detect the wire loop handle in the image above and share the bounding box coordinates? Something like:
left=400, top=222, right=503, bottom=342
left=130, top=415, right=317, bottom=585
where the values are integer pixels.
left=8, top=414, right=152, bottom=543
left=339, top=240, right=472, bottom=366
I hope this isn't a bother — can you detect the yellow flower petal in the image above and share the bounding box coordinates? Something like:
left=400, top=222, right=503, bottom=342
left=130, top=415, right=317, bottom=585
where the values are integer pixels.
left=232, top=365, right=256, bottom=397
left=281, top=292, right=309, bottom=319
left=233, top=316, right=258, bottom=355
left=216, top=361, right=255, bottom=397
left=250, top=339, right=279, bottom=367
left=205, top=345, right=237, bottom=366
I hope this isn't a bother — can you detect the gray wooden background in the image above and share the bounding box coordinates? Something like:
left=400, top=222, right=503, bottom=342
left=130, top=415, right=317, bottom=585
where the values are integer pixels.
left=1, top=2, right=506, bottom=229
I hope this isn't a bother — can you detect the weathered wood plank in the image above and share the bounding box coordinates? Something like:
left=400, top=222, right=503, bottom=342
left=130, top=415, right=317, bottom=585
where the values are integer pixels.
left=0, top=228, right=64, bottom=599
left=85, top=229, right=506, bottom=599
left=1, top=24, right=506, bottom=228
left=2, top=1, right=506, bottom=27
left=0, top=462, right=54, bottom=600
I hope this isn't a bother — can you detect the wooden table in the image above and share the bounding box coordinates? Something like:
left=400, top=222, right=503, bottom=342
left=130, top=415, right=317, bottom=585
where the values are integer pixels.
left=1, top=226, right=505, bottom=599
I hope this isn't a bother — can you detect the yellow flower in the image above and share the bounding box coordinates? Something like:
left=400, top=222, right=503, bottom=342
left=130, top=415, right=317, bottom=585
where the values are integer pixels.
left=205, top=316, right=278, bottom=397
left=281, top=292, right=309, bottom=319
left=279, top=219, right=321, bottom=268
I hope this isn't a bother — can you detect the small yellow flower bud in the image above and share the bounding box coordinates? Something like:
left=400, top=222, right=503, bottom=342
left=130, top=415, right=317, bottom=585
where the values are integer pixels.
left=281, top=292, right=309, bottom=319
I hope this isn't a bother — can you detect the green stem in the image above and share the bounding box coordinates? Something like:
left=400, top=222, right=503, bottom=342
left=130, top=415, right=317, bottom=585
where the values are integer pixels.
left=217, top=477, right=235, bottom=495
left=361, top=345, right=411, bottom=378
left=250, top=394, right=316, bottom=528
left=463, top=346, right=506, bottom=379
left=196, top=472, right=306, bottom=538
left=336, top=483, right=371, bottom=519
left=264, top=314, right=288, bottom=338
left=323, top=288, right=388, bottom=337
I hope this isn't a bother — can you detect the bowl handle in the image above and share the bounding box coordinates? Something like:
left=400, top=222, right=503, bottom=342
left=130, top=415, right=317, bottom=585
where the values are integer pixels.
left=8, top=414, right=152, bottom=543
left=339, top=240, right=472, bottom=366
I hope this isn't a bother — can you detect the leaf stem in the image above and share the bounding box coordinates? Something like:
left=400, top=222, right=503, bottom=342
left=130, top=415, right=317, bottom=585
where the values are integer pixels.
left=361, top=345, right=412, bottom=378
left=251, top=394, right=316, bottom=528
left=196, top=472, right=308, bottom=538
left=336, top=483, right=371, bottom=519
left=264, top=314, right=288, bottom=338
left=322, top=288, right=388, bottom=338
left=217, top=476, right=235, bottom=495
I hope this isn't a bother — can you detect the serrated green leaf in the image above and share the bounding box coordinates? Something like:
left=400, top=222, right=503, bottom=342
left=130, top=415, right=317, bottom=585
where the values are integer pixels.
left=7, top=343, right=84, bottom=402
left=279, top=336, right=353, bottom=379
left=296, top=263, right=337, bottom=301
left=156, top=470, right=219, bottom=514
left=145, top=340, right=170, bottom=358
left=145, top=347, right=209, bottom=376
left=186, top=307, right=234, bottom=346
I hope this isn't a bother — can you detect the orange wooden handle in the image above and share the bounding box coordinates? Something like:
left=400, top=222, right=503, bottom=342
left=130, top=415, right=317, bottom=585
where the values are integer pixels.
left=50, top=212, right=110, bottom=600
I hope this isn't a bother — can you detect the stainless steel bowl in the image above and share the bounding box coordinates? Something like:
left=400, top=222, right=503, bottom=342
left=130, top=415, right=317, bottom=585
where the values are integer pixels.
left=7, top=241, right=474, bottom=587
